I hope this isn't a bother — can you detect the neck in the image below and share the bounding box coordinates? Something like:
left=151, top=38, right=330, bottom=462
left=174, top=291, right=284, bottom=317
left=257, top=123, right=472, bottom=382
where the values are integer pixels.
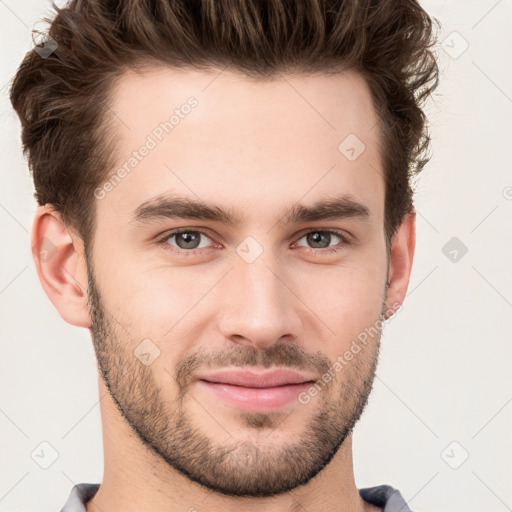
left=86, top=376, right=378, bottom=512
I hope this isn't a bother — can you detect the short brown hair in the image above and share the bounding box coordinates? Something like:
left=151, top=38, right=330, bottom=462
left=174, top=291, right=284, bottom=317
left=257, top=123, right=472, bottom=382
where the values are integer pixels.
left=10, top=0, right=440, bottom=257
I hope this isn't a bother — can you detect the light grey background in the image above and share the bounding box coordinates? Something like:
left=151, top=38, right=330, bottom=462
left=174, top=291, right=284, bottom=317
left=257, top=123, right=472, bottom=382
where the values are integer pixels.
left=1, top=1, right=511, bottom=511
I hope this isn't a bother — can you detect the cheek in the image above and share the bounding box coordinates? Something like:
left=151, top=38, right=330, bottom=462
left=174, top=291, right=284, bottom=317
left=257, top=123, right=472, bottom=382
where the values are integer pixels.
left=94, top=227, right=386, bottom=351
left=294, top=259, right=386, bottom=344
left=102, top=261, right=216, bottom=343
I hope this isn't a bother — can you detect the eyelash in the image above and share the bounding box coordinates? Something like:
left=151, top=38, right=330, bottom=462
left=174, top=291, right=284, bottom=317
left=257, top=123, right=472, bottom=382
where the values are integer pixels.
left=156, top=228, right=351, bottom=257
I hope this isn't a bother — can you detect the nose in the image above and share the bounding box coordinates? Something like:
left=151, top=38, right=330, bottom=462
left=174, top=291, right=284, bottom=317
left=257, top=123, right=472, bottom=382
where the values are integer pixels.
left=217, top=251, right=303, bottom=350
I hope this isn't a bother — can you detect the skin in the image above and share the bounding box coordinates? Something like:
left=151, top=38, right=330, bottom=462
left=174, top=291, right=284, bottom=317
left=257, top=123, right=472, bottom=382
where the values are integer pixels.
left=32, top=67, right=415, bottom=512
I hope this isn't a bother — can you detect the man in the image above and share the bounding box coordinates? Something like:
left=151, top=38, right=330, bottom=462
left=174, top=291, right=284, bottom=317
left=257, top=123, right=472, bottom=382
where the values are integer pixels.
left=10, top=0, right=439, bottom=510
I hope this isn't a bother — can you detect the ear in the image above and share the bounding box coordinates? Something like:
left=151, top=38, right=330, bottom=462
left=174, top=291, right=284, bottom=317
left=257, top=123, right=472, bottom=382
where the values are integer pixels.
left=31, top=204, right=91, bottom=328
left=385, top=210, right=416, bottom=317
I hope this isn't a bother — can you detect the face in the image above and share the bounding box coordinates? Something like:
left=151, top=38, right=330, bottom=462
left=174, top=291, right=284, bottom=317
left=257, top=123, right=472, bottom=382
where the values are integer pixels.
left=86, top=67, right=394, bottom=497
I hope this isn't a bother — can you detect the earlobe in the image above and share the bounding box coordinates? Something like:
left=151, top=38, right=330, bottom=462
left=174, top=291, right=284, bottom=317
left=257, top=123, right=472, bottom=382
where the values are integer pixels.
left=385, top=210, right=416, bottom=315
left=31, top=205, right=92, bottom=328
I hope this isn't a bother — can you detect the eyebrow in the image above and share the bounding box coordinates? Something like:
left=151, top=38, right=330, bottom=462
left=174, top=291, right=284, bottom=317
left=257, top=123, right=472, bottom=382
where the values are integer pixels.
left=130, top=193, right=371, bottom=226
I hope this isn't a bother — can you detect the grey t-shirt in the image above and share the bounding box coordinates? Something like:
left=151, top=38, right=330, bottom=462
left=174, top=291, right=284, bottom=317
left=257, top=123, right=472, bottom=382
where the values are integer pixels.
left=59, top=483, right=414, bottom=511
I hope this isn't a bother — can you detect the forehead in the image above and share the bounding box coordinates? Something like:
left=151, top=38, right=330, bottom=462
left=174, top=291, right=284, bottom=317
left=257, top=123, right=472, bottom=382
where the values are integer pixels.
left=99, top=66, right=384, bottom=225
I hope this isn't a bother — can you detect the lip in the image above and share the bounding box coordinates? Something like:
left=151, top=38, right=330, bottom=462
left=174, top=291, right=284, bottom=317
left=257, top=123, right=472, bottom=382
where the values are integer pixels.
left=195, top=368, right=317, bottom=412
left=196, top=368, right=317, bottom=387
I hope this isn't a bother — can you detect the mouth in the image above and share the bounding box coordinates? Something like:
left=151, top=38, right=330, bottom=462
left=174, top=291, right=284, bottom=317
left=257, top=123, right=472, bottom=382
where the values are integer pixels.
left=195, top=368, right=317, bottom=412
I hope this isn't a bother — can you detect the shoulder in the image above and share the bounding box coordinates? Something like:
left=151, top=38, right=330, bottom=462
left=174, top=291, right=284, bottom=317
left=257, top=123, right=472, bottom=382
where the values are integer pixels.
left=59, top=483, right=100, bottom=512
left=359, top=484, right=414, bottom=512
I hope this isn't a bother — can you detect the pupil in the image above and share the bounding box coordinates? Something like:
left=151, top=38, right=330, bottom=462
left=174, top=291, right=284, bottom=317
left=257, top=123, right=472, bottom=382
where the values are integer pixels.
left=308, top=232, right=329, bottom=248
left=178, top=232, right=199, bottom=249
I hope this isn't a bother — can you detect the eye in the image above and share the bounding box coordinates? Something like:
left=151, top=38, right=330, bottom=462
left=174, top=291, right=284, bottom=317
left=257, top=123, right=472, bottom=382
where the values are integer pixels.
left=294, top=230, right=349, bottom=254
left=157, top=228, right=215, bottom=255
left=156, top=228, right=350, bottom=257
